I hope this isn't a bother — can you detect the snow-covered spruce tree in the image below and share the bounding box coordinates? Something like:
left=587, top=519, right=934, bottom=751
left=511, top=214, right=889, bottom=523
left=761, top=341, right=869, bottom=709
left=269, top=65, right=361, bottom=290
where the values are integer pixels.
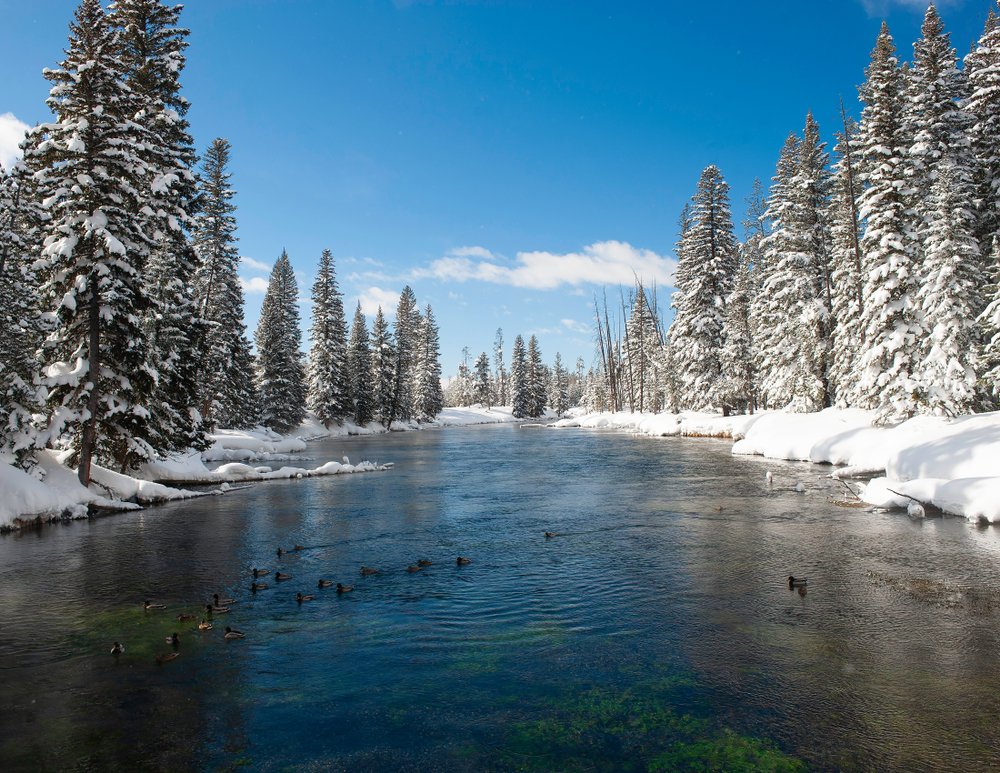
left=473, top=352, right=492, bottom=407
left=718, top=247, right=754, bottom=414
left=668, top=165, right=737, bottom=410
left=0, top=160, right=44, bottom=466
left=306, top=249, right=350, bottom=426
left=369, top=306, right=396, bottom=427
left=414, top=304, right=443, bottom=421
left=510, top=334, right=530, bottom=418
left=254, top=250, right=306, bottom=433
left=447, top=348, right=474, bottom=408
left=980, top=237, right=1000, bottom=403
left=346, top=302, right=375, bottom=426
left=492, top=328, right=508, bottom=406
left=192, top=138, right=258, bottom=428
left=526, top=335, right=546, bottom=418
left=856, top=23, right=924, bottom=422
left=965, top=5, right=1000, bottom=259
left=390, top=286, right=421, bottom=423
left=110, top=0, right=206, bottom=454
left=29, top=0, right=158, bottom=484
left=828, top=109, right=865, bottom=407
left=624, top=282, right=664, bottom=412
left=549, top=352, right=569, bottom=417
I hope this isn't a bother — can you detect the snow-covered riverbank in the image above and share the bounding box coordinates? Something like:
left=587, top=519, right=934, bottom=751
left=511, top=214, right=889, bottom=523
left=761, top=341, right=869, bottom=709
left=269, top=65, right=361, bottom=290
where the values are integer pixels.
left=556, top=408, right=1000, bottom=523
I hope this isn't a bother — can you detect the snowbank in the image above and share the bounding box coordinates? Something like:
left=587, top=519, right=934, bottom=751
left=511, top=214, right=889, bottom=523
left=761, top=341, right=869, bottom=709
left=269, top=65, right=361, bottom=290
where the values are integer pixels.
left=552, top=410, right=762, bottom=439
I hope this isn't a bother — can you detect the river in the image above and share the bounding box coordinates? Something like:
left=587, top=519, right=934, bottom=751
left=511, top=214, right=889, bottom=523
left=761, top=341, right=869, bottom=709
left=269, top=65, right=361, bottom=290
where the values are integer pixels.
left=1, top=424, right=999, bottom=771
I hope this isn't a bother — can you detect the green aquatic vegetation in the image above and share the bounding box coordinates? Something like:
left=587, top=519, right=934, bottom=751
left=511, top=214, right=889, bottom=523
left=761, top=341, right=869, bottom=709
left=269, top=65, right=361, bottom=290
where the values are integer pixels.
left=649, top=729, right=807, bottom=772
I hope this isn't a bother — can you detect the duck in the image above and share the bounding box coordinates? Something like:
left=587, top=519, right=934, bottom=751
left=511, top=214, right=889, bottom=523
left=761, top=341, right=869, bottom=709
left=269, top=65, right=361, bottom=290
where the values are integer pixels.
left=788, top=575, right=808, bottom=589
left=406, top=565, right=423, bottom=573
left=544, top=531, right=557, bottom=539
left=336, top=583, right=354, bottom=593
left=360, top=566, right=379, bottom=576
left=765, top=471, right=774, bottom=485
left=155, top=651, right=179, bottom=663
left=251, top=581, right=269, bottom=592
left=456, top=556, right=472, bottom=565
left=253, top=568, right=270, bottom=578
left=293, top=544, right=306, bottom=551
left=165, top=632, right=180, bottom=649
left=317, top=579, right=334, bottom=588
left=176, top=613, right=197, bottom=622
left=213, top=593, right=235, bottom=606
left=275, top=572, right=292, bottom=581
left=110, top=642, right=125, bottom=655
left=198, top=620, right=213, bottom=631
left=296, top=592, right=315, bottom=603
left=416, top=559, right=433, bottom=567
left=206, top=603, right=230, bottom=615
left=224, top=626, right=245, bottom=640
left=144, top=600, right=166, bottom=611
left=276, top=547, right=285, bottom=557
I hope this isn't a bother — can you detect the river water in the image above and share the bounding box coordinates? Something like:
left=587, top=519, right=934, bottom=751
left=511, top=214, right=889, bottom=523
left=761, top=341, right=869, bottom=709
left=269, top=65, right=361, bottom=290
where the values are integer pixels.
left=2, top=424, right=1000, bottom=771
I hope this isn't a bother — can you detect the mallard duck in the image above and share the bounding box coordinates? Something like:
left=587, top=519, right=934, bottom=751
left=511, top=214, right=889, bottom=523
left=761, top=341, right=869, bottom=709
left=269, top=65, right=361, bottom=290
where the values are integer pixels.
left=416, top=559, right=433, bottom=567
left=251, top=582, right=269, bottom=592
left=213, top=593, right=235, bottom=606
left=253, top=568, right=270, bottom=578
left=544, top=531, right=557, bottom=538
left=788, top=575, right=808, bottom=588
left=296, top=592, right=315, bottom=603
left=198, top=620, right=213, bottom=631
left=276, top=547, right=285, bottom=557
left=176, top=613, right=196, bottom=622
left=144, top=600, right=166, bottom=611
left=224, top=626, right=245, bottom=639
left=165, top=632, right=180, bottom=648
left=275, top=572, right=292, bottom=581
left=456, top=556, right=472, bottom=565
left=336, top=583, right=354, bottom=593
left=406, top=565, right=423, bottom=573
left=293, top=544, right=305, bottom=551
left=110, top=642, right=125, bottom=655
left=155, top=651, right=179, bottom=663
left=206, top=603, right=230, bottom=615
left=360, top=566, right=379, bottom=576
left=318, top=579, right=334, bottom=588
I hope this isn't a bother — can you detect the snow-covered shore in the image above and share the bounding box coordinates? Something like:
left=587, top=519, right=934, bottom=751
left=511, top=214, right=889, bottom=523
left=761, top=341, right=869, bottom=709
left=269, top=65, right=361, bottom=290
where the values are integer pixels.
left=557, top=407, right=1000, bottom=523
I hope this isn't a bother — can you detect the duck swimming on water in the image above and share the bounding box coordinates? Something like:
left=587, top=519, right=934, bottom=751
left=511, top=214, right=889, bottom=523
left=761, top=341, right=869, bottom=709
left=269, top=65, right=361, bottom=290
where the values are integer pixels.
left=275, top=572, right=292, bottom=581
left=110, top=642, right=125, bottom=655
left=456, top=557, right=472, bottom=565
left=318, top=579, right=333, bottom=588
left=253, top=568, right=270, bottom=578
left=296, top=592, right=314, bottom=603
left=144, top=600, right=166, bottom=611
left=788, top=575, right=808, bottom=588
left=336, top=583, right=354, bottom=593
left=224, top=626, right=245, bottom=640
left=360, top=566, right=379, bottom=576
left=198, top=620, right=213, bottom=631
left=214, top=593, right=235, bottom=606
left=251, top=581, right=269, bottom=592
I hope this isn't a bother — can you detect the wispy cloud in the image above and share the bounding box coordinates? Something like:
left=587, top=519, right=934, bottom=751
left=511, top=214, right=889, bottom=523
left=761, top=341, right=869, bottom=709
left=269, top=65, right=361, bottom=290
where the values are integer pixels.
left=356, top=286, right=400, bottom=317
left=240, top=276, right=269, bottom=295
left=858, top=0, right=958, bottom=16
left=561, top=318, right=591, bottom=335
left=241, top=256, right=272, bottom=273
left=0, top=112, right=29, bottom=170
left=413, top=241, right=676, bottom=291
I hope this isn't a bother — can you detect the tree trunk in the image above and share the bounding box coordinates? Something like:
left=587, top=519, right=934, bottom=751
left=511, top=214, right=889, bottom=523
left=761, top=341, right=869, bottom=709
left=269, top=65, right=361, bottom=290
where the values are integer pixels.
left=78, top=275, right=101, bottom=487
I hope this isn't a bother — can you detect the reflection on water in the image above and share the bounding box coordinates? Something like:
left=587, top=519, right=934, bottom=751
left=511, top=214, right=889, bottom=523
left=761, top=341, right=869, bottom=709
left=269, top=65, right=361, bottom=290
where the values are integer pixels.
left=2, top=425, right=1000, bottom=771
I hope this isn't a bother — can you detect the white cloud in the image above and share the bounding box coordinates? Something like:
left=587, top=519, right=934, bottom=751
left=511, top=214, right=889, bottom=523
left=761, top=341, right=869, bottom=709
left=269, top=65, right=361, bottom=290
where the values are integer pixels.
left=240, top=276, right=270, bottom=295
left=449, top=245, right=496, bottom=260
left=240, top=256, right=272, bottom=273
left=357, top=286, right=400, bottom=317
left=414, top=240, right=676, bottom=291
left=0, top=113, right=30, bottom=170
left=561, top=318, right=591, bottom=335
left=858, top=0, right=958, bottom=16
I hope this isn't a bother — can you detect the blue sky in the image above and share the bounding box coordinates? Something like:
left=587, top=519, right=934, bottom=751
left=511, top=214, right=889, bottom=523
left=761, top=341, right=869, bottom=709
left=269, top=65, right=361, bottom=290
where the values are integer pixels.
left=1, top=0, right=995, bottom=375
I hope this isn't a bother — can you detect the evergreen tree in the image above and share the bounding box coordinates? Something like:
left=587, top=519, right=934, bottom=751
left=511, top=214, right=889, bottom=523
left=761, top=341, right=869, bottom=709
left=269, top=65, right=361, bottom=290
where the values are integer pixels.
left=192, top=138, right=258, bottom=428
left=828, top=109, right=865, bottom=407
left=668, top=165, right=737, bottom=410
left=29, top=0, right=157, bottom=483
left=110, top=0, right=206, bottom=454
left=510, top=334, right=530, bottom=418
left=414, top=304, right=443, bottom=421
left=473, top=352, right=492, bottom=406
left=550, top=352, right=570, bottom=416
left=719, top=249, right=754, bottom=414
left=390, top=286, right=420, bottom=422
left=493, top=328, right=508, bottom=406
left=856, top=23, right=923, bottom=422
left=306, top=249, right=349, bottom=425
left=624, top=282, right=663, bottom=412
left=346, top=303, right=375, bottom=426
left=526, top=335, right=546, bottom=418
left=370, top=307, right=396, bottom=427
left=965, top=4, right=1000, bottom=258
left=980, top=237, right=1000, bottom=404
left=254, top=250, right=306, bottom=433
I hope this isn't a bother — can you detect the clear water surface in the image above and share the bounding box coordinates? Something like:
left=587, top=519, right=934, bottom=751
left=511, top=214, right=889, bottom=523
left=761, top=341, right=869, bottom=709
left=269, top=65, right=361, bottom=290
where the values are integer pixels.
left=2, top=424, right=1000, bottom=771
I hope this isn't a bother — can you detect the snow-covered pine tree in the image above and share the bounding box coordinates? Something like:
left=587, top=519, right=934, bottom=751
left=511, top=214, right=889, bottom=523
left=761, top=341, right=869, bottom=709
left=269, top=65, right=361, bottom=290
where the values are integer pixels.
left=473, top=351, right=492, bottom=407
left=29, top=0, right=157, bottom=483
left=192, top=138, right=258, bottom=428
left=306, top=249, right=350, bottom=426
left=369, top=306, right=396, bottom=427
left=718, top=246, right=754, bottom=415
left=624, top=282, right=663, bottom=412
left=254, top=250, right=306, bottom=433
left=965, top=4, right=1000, bottom=259
left=526, top=335, right=546, bottom=418
left=110, top=0, right=206, bottom=454
left=414, top=304, right=443, bottom=421
left=493, top=328, right=508, bottom=406
left=390, top=286, right=420, bottom=423
left=980, top=237, right=1000, bottom=404
left=856, top=22, right=924, bottom=422
left=550, top=352, right=569, bottom=417
left=0, top=159, right=43, bottom=466
left=668, top=165, right=737, bottom=411
left=510, top=334, right=529, bottom=418
left=828, top=108, right=865, bottom=407
left=346, top=302, right=375, bottom=426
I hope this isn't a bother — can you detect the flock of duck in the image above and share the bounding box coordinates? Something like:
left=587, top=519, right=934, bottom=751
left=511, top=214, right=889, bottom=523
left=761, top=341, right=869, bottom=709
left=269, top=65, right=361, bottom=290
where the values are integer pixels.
left=111, top=544, right=476, bottom=663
